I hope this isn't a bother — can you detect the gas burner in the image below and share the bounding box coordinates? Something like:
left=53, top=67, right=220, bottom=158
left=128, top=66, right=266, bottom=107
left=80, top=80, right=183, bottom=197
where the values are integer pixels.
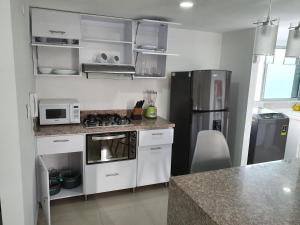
left=83, top=113, right=131, bottom=128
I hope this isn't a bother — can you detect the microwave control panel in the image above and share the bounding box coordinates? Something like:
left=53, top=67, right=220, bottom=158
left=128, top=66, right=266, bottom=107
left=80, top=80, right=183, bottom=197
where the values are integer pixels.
left=70, top=103, right=80, bottom=123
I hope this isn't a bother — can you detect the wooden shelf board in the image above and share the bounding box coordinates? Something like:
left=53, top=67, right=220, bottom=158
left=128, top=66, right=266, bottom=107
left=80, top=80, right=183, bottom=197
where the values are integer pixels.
left=82, top=38, right=133, bottom=44
left=83, top=62, right=134, bottom=67
left=35, top=73, right=82, bottom=77
left=133, top=75, right=166, bottom=79
left=50, top=185, right=83, bottom=201
left=134, top=49, right=179, bottom=56
left=32, top=42, right=82, bottom=49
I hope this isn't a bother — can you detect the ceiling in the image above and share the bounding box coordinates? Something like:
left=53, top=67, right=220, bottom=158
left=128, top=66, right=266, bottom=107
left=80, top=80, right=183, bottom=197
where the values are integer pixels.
left=30, top=0, right=300, bottom=38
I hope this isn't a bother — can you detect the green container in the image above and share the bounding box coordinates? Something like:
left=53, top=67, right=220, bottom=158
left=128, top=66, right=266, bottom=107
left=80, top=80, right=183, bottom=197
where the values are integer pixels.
left=145, top=106, right=157, bottom=119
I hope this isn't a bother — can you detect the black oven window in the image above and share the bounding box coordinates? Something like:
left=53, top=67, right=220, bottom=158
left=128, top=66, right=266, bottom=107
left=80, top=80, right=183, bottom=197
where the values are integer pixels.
left=86, top=132, right=136, bottom=164
left=46, top=109, right=66, bottom=119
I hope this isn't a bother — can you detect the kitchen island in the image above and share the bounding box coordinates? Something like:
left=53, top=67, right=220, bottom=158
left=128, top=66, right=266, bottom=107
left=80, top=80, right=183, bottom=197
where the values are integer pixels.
left=168, top=160, right=300, bottom=225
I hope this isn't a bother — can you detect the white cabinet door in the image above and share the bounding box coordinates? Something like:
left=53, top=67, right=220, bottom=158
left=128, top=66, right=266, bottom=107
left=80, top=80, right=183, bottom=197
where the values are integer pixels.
left=38, top=156, right=51, bottom=225
left=285, top=119, right=300, bottom=159
left=31, top=8, right=81, bottom=39
left=137, top=144, right=172, bottom=187
left=139, top=128, right=174, bottom=147
left=85, top=160, right=137, bottom=194
left=37, top=135, right=84, bottom=155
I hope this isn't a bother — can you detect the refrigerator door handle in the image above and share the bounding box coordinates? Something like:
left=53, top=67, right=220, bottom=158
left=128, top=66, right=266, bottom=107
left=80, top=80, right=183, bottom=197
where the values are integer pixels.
left=192, top=109, right=228, bottom=113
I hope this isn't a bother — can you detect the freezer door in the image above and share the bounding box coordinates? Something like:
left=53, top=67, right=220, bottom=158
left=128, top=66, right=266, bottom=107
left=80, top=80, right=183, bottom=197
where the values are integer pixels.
left=192, top=70, right=231, bottom=111
left=190, top=111, right=229, bottom=167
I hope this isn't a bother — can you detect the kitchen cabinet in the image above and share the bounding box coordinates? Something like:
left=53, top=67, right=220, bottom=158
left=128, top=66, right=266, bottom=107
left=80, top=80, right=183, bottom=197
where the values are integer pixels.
left=137, top=144, right=172, bottom=186
left=31, top=8, right=81, bottom=40
left=37, top=134, right=85, bottom=225
left=38, top=155, right=51, bottom=225
left=139, top=128, right=174, bottom=146
left=133, top=19, right=178, bottom=78
left=37, top=135, right=85, bottom=155
left=32, top=44, right=81, bottom=77
left=137, top=128, right=174, bottom=186
left=285, top=118, right=300, bottom=159
left=31, top=8, right=82, bottom=77
left=85, top=160, right=137, bottom=194
left=79, top=15, right=134, bottom=78
left=30, top=8, right=179, bottom=79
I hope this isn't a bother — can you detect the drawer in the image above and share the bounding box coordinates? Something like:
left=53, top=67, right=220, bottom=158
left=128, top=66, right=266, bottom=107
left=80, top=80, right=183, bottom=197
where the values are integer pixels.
left=31, top=8, right=81, bottom=39
left=85, top=160, right=137, bottom=194
left=37, top=135, right=84, bottom=155
left=139, top=128, right=174, bottom=147
left=137, top=145, right=172, bottom=186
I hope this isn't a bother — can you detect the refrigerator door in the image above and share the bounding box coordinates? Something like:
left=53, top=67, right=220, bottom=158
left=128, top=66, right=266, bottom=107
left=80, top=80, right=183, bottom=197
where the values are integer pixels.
left=190, top=111, right=229, bottom=167
left=192, top=70, right=231, bottom=111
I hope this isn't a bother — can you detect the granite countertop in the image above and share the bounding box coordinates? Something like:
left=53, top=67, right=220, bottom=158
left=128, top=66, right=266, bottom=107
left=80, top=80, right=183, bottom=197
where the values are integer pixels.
left=35, top=116, right=175, bottom=136
left=168, top=160, right=300, bottom=225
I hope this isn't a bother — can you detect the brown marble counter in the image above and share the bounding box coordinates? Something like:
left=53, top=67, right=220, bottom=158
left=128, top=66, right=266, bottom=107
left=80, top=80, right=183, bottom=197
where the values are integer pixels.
left=35, top=116, right=175, bottom=136
left=168, top=160, right=300, bottom=225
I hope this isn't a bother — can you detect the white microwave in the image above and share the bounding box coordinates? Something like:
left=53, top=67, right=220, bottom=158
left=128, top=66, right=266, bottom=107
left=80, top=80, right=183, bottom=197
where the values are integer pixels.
left=39, top=99, right=80, bottom=125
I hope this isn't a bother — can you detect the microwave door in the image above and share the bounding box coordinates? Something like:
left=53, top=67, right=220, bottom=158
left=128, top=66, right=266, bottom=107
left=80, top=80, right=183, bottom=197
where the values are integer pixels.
left=40, top=105, right=70, bottom=125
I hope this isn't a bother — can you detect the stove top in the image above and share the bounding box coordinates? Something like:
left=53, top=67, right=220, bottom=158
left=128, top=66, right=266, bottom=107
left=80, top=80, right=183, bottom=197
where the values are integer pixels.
left=83, top=113, right=131, bottom=128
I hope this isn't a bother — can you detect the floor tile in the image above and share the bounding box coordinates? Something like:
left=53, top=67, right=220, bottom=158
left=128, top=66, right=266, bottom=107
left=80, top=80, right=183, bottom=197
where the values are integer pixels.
left=37, top=185, right=168, bottom=225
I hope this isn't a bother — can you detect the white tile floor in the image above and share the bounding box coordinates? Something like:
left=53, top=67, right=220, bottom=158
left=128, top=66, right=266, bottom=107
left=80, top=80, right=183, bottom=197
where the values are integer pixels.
left=38, top=185, right=169, bottom=225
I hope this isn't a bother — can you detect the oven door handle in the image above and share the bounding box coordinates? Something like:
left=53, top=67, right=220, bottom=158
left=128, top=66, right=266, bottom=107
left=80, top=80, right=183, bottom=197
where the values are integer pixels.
left=92, top=134, right=126, bottom=141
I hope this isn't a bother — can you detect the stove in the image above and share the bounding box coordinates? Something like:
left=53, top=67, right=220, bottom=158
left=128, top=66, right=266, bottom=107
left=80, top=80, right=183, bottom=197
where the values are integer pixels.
left=83, top=113, right=131, bottom=128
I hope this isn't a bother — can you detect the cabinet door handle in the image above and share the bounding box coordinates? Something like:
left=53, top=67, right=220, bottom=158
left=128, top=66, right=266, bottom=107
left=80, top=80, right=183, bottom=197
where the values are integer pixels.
left=150, top=147, right=162, bottom=150
left=92, top=134, right=126, bottom=141
left=49, top=30, right=66, bottom=35
left=106, top=173, right=119, bottom=177
left=53, top=139, right=70, bottom=143
left=152, top=133, right=163, bottom=136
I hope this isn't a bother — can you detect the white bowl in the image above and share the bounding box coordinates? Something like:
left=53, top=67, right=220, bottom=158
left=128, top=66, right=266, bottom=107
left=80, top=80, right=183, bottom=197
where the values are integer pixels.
left=38, top=67, right=53, bottom=74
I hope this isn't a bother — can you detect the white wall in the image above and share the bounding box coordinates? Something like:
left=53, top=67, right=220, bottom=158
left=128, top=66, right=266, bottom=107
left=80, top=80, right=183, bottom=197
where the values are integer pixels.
left=219, top=28, right=256, bottom=166
left=36, top=28, right=222, bottom=119
left=0, top=0, right=26, bottom=224
left=10, top=0, right=37, bottom=224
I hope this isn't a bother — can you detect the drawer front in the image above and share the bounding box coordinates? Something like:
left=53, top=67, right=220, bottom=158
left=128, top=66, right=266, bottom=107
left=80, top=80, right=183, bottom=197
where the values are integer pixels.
left=137, top=145, right=172, bottom=186
left=85, top=160, right=137, bottom=194
left=139, top=128, right=174, bottom=147
left=37, top=135, right=84, bottom=155
left=31, top=8, right=81, bottom=39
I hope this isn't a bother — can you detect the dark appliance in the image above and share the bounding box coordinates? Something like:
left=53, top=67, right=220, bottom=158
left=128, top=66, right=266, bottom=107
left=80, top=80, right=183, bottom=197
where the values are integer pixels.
left=247, top=108, right=289, bottom=164
left=170, top=70, right=231, bottom=175
left=86, top=131, right=137, bottom=164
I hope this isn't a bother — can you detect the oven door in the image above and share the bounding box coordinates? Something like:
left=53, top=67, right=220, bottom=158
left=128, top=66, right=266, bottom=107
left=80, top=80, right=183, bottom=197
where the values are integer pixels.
left=39, top=104, right=70, bottom=125
left=86, top=132, right=136, bottom=164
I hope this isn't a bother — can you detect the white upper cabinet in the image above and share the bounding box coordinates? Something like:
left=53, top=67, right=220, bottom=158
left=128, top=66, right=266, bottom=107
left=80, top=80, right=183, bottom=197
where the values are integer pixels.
left=30, top=8, right=179, bottom=79
left=31, top=8, right=81, bottom=40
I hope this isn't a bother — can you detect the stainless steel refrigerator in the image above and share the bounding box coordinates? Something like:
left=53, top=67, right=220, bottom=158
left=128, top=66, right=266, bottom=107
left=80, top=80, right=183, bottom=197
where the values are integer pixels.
left=170, top=70, right=231, bottom=175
